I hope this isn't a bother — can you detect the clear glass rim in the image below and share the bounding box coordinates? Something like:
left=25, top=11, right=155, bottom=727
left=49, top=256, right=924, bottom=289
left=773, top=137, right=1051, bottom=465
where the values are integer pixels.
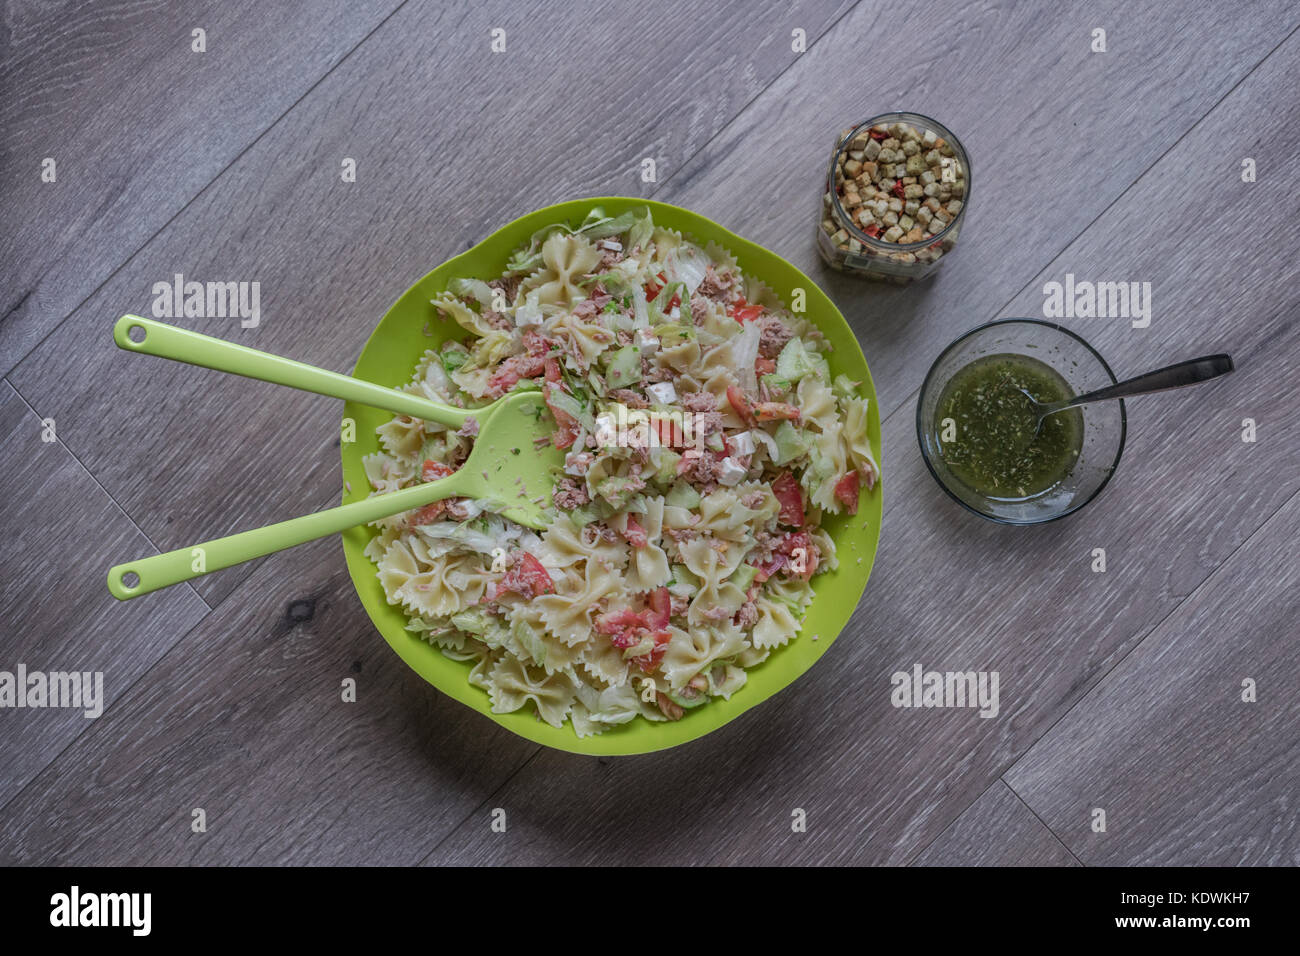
left=914, top=318, right=1128, bottom=525
left=827, top=111, right=972, bottom=253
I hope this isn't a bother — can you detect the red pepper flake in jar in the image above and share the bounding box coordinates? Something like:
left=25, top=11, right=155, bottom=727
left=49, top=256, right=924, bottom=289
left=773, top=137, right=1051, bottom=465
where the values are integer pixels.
left=817, top=112, right=970, bottom=284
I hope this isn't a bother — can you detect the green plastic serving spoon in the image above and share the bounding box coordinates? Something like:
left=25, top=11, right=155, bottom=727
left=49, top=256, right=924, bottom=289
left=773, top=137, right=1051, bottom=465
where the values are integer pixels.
left=106, top=315, right=561, bottom=600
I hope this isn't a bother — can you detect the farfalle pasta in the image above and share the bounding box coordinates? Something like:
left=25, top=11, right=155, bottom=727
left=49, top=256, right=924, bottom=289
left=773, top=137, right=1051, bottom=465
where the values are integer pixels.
left=362, top=208, right=877, bottom=735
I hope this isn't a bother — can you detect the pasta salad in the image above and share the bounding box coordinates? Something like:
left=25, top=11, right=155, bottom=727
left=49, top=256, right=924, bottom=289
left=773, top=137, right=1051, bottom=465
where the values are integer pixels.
left=362, top=207, right=877, bottom=735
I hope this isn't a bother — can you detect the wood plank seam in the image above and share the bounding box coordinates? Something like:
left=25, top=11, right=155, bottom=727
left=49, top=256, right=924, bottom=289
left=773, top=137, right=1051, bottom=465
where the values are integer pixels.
left=0, top=480, right=342, bottom=825
left=997, top=483, right=1300, bottom=855
left=1, top=0, right=418, bottom=379
left=1003, top=780, right=1086, bottom=867
left=14, top=2, right=870, bottom=867
left=867, top=18, right=1300, bottom=428
left=2, top=374, right=209, bottom=610
left=416, top=747, right=545, bottom=865
left=642, top=0, right=866, bottom=203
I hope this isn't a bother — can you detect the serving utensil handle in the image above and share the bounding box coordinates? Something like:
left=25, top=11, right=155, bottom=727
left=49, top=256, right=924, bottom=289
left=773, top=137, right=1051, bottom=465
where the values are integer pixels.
left=106, top=471, right=474, bottom=599
left=113, top=315, right=472, bottom=429
left=1065, top=354, right=1235, bottom=408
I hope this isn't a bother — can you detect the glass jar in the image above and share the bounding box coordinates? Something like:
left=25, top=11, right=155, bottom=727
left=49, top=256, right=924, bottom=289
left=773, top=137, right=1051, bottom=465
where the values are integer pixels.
left=816, top=111, right=971, bottom=284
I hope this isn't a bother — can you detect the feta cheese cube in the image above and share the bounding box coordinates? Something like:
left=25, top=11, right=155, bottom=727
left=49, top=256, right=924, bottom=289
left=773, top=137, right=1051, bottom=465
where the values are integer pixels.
left=594, top=414, right=618, bottom=447
left=634, top=329, right=659, bottom=354
left=717, top=457, right=747, bottom=486
left=730, top=431, right=755, bottom=457
left=646, top=381, right=677, bottom=405
left=514, top=301, right=543, bottom=327
left=596, top=239, right=623, bottom=252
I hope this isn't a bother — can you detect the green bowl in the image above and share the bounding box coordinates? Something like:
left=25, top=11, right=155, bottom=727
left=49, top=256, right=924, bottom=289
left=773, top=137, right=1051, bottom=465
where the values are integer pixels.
left=339, top=197, right=882, bottom=755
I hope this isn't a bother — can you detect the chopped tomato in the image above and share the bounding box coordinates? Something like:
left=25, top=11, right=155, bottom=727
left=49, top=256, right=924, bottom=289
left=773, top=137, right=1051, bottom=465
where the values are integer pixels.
left=728, top=297, right=763, bottom=324
left=421, top=460, right=454, bottom=482
left=595, top=587, right=671, bottom=669
left=645, top=272, right=680, bottom=312
left=863, top=223, right=882, bottom=239
left=491, top=552, right=555, bottom=601
left=754, top=554, right=786, bottom=584
left=543, top=357, right=581, bottom=450
left=756, top=531, right=817, bottom=582
left=868, top=128, right=888, bottom=141
left=833, top=471, right=861, bottom=516
left=644, top=587, right=671, bottom=629
left=755, top=357, right=777, bottom=376
left=727, top=384, right=758, bottom=428
left=644, top=271, right=667, bottom=299
left=771, top=472, right=805, bottom=527
left=779, top=530, right=818, bottom=580
left=630, top=630, right=671, bottom=673
left=754, top=402, right=801, bottom=423
left=622, top=514, right=648, bottom=548
left=891, top=179, right=905, bottom=198
left=410, top=501, right=447, bottom=526
left=596, top=608, right=649, bottom=647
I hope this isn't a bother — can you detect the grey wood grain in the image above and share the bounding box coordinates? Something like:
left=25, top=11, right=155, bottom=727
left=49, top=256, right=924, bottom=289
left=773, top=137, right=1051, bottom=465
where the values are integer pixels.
left=0, top=381, right=208, bottom=808
left=3, top=0, right=1298, bottom=867
left=0, top=0, right=409, bottom=377
left=1005, top=490, right=1300, bottom=866
left=912, top=781, right=1079, bottom=867
left=425, top=30, right=1300, bottom=865
left=0, top=527, right=540, bottom=865
left=5, top=0, right=854, bottom=606
left=656, top=0, right=1300, bottom=422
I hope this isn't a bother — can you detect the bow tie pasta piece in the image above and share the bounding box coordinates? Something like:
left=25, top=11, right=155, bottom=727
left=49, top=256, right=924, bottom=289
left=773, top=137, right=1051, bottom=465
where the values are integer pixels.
left=533, top=560, right=623, bottom=647
left=611, top=496, right=671, bottom=591
left=506, top=601, right=585, bottom=675
left=580, top=637, right=631, bottom=690
left=661, top=623, right=749, bottom=692
left=570, top=683, right=642, bottom=738
left=521, top=232, right=602, bottom=307
left=487, top=656, right=578, bottom=728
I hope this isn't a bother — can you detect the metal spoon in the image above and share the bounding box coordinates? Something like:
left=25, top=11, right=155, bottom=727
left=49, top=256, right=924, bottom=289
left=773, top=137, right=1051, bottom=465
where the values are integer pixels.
left=1019, top=354, right=1235, bottom=436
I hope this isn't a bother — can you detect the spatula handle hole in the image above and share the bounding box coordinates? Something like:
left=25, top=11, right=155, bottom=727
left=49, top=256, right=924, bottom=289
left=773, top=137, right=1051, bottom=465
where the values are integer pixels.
left=127, top=324, right=147, bottom=344
left=120, top=570, right=140, bottom=589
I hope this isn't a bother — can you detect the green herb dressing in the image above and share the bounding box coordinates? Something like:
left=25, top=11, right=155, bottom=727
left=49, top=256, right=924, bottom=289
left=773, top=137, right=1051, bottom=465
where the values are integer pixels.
left=935, top=354, right=1082, bottom=499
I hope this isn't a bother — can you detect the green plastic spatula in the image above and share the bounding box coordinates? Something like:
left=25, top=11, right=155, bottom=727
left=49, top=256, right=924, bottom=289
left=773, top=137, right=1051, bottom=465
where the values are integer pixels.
left=106, top=315, right=562, bottom=600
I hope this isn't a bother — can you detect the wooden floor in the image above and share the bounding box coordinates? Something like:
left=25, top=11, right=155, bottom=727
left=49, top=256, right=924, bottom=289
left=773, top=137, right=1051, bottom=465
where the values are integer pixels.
left=2, top=0, right=1297, bottom=865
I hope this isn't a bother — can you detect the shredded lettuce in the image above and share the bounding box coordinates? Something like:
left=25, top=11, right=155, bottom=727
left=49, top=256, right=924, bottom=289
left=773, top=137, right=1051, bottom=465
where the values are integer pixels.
left=448, top=277, right=499, bottom=311
left=832, top=373, right=861, bottom=398
left=666, top=481, right=701, bottom=509
left=415, top=513, right=520, bottom=553
left=546, top=387, right=594, bottom=432
left=732, top=319, right=761, bottom=391
left=673, top=245, right=712, bottom=295
left=605, top=345, right=642, bottom=388
left=773, top=420, right=810, bottom=465
left=631, top=286, right=650, bottom=328
left=775, top=338, right=830, bottom=384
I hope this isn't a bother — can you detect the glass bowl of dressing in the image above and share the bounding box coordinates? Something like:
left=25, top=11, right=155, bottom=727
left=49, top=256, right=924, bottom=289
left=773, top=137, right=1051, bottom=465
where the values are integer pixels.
left=916, top=319, right=1126, bottom=523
